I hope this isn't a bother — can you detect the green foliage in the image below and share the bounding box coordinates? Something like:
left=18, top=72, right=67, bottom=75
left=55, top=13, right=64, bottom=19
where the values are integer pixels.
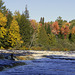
left=56, top=16, right=63, bottom=27
left=0, top=0, right=7, bottom=15
left=70, top=22, right=75, bottom=29
left=70, top=34, right=75, bottom=42
left=47, top=24, right=51, bottom=34
left=14, top=10, right=21, bottom=25
left=56, top=16, right=67, bottom=28
left=39, top=17, right=44, bottom=25
left=24, top=5, right=29, bottom=18
left=38, top=26, right=50, bottom=50
left=69, top=19, right=75, bottom=23
left=55, top=39, right=75, bottom=51
left=0, top=0, right=75, bottom=51
left=48, top=33, right=56, bottom=46
left=6, top=10, right=13, bottom=28
left=19, top=13, right=33, bottom=47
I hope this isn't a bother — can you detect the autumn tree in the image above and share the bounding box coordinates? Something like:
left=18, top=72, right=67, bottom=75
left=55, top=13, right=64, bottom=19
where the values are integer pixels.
left=56, top=16, right=63, bottom=27
left=14, top=10, right=21, bottom=25
left=8, top=19, right=23, bottom=49
left=29, top=19, right=38, bottom=47
left=52, top=21, right=60, bottom=36
left=70, top=26, right=75, bottom=42
left=69, top=22, right=75, bottom=30
left=56, top=16, right=67, bottom=28
left=60, top=25, right=70, bottom=39
left=0, top=12, right=8, bottom=49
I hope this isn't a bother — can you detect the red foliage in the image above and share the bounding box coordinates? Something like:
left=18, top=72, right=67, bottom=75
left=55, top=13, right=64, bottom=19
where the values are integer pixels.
left=60, top=26, right=70, bottom=39
left=52, top=21, right=60, bottom=35
left=40, top=23, right=42, bottom=26
left=30, top=20, right=38, bottom=30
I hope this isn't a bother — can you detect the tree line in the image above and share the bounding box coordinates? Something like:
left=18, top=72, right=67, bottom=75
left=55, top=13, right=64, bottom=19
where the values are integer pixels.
left=0, top=0, right=75, bottom=51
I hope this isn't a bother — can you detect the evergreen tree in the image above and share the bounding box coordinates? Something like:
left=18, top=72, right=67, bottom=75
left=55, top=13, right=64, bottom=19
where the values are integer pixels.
left=47, top=24, right=51, bottom=34
left=56, top=16, right=63, bottom=27
left=6, top=10, right=13, bottom=28
left=0, top=0, right=7, bottom=15
left=38, top=26, right=50, bottom=49
left=14, top=10, right=21, bottom=25
left=48, top=33, right=56, bottom=46
left=42, top=17, right=44, bottom=25
left=39, top=17, right=44, bottom=25
left=45, top=23, right=47, bottom=31
left=19, top=13, right=33, bottom=47
left=25, top=5, right=29, bottom=18
left=40, top=17, right=42, bottom=23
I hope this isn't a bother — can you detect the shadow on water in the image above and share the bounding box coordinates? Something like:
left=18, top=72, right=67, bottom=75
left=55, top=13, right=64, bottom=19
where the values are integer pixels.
left=0, top=54, right=75, bottom=75
left=42, top=55, right=75, bottom=60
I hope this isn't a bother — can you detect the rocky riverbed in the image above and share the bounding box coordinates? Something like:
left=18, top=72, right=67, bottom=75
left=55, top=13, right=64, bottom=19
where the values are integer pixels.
left=0, top=50, right=75, bottom=75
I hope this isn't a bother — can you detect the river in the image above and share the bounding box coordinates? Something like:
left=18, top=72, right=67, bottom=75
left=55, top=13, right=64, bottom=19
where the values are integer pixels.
left=0, top=50, right=75, bottom=75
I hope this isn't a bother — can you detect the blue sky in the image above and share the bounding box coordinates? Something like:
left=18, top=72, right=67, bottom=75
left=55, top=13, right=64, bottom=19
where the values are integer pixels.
left=3, top=0, right=75, bottom=22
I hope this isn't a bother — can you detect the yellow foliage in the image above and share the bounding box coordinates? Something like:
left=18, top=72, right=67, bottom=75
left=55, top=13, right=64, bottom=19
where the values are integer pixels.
left=38, top=23, right=41, bottom=33
left=0, top=27, right=7, bottom=38
left=1, top=46, right=5, bottom=49
left=0, top=12, right=7, bottom=39
left=8, top=19, right=23, bottom=47
left=0, top=12, right=7, bottom=26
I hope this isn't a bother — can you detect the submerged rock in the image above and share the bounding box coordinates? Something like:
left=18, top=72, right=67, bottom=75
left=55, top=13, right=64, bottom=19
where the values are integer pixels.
left=0, top=54, right=4, bottom=59
left=0, top=59, right=26, bottom=71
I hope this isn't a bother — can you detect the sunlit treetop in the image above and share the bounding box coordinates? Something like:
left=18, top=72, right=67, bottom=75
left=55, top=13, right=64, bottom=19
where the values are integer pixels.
left=0, top=12, right=7, bottom=27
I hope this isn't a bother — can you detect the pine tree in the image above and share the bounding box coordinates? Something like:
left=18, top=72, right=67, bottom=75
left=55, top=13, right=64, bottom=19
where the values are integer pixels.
left=14, top=10, right=21, bottom=25
left=25, top=5, right=29, bottom=19
left=38, top=26, right=50, bottom=49
left=39, top=17, right=44, bottom=25
left=6, top=10, right=13, bottom=28
left=19, top=13, right=33, bottom=47
left=0, top=0, right=7, bottom=15
left=47, top=24, right=51, bottom=34
left=48, top=33, right=56, bottom=46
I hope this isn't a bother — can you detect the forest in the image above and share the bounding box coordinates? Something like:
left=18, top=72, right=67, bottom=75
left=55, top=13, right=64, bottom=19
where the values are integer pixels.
left=0, top=0, right=75, bottom=51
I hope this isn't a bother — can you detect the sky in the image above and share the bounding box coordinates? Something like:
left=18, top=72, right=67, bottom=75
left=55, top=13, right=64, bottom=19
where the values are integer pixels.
left=3, top=0, right=75, bottom=22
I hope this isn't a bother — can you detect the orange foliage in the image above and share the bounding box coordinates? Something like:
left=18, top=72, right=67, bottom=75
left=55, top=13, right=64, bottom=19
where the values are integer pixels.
left=72, top=26, right=75, bottom=34
left=52, top=21, right=60, bottom=35
left=60, top=26, right=70, bottom=39
left=30, top=19, right=38, bottom=30
left=65, top=23, right=70, bottom=26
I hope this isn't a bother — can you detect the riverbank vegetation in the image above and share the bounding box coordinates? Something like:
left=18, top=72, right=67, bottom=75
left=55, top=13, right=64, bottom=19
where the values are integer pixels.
left=0, top=0, right=75, bottom=51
